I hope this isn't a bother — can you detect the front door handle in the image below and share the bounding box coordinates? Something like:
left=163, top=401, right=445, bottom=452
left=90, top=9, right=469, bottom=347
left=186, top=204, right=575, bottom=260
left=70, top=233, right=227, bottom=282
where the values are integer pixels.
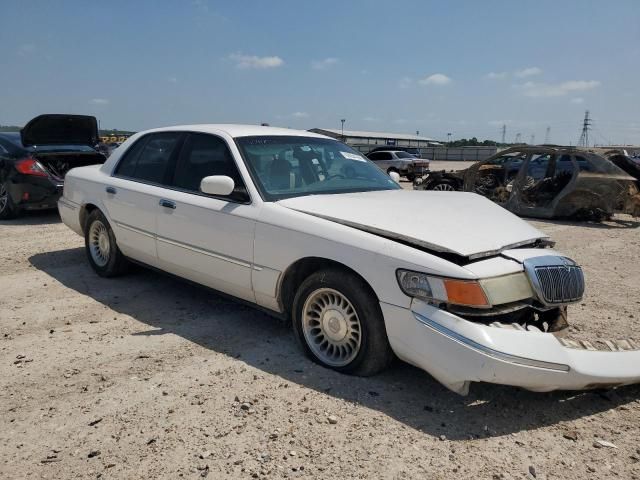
left=159, top=199, right=176, bottom=209
left=105, top=186, right=116, bottom=194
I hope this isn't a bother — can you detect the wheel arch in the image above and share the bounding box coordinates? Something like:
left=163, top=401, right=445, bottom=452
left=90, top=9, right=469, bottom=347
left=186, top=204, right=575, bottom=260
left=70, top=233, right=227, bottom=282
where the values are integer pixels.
left=79, top=203, right=100, bottom=233
left=278, top=256, right=379, bottom=322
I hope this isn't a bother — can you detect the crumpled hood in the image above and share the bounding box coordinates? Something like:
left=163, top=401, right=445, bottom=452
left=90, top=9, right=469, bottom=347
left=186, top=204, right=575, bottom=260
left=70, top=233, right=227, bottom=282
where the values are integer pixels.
left=278, top=190, right=549, bottom=258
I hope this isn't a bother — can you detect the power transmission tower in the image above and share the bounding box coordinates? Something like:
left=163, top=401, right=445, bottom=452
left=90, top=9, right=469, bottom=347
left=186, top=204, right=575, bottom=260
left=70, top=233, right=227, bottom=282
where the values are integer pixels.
left=514, top=132, right=522, bottom=144
left=577, top=110, right=591, bottom=147
left=544, top=126, right=550, bottom=144
left=501, top=124, right=506, bottom=144
left=529, top=134, right=535, bottom=145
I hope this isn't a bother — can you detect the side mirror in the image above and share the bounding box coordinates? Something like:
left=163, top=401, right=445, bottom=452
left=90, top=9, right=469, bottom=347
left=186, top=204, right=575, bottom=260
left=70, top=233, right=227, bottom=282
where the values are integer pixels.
left=200, top=175, right=235, bottom=196
left=388, top=171, right=401, bottom=183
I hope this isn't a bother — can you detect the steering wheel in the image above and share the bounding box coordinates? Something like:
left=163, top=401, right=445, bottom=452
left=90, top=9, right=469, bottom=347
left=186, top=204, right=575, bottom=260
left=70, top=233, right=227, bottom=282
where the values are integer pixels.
left=326, top=173, right=346, bottom=180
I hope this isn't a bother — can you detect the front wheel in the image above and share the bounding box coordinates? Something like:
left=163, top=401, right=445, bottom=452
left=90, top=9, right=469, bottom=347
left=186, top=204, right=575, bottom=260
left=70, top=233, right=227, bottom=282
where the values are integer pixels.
left=292, top=269, right=393, bottom=376
left=84, top=209, right=129, bottom=277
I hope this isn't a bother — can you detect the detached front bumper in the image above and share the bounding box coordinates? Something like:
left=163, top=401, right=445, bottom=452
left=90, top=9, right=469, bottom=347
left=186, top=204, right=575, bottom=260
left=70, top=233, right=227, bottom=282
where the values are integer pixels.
left=381, top=299, right=640, bottom=395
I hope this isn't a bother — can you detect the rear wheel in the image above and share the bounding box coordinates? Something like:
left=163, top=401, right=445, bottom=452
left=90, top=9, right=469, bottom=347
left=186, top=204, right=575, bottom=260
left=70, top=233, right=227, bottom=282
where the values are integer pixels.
left=84, top=209, right=129, bottom=277
left=292, top=268, right=393, bottom=376
left=0, top=182, right=19, bottom=220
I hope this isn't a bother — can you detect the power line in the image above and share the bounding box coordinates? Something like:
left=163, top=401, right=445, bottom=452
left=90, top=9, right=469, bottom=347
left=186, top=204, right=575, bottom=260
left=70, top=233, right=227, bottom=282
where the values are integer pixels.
left=577, top=110, right=591, bottom=147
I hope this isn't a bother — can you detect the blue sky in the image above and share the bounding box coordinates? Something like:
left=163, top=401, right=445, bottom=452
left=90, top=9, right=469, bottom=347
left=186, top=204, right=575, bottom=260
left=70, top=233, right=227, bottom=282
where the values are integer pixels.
left=2, top=1, right=639, bottom=145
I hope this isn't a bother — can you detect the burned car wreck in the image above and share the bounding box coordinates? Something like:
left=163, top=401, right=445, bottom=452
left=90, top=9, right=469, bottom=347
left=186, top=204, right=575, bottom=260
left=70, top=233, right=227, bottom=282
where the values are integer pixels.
left=415, top=146, right=639, bottom=220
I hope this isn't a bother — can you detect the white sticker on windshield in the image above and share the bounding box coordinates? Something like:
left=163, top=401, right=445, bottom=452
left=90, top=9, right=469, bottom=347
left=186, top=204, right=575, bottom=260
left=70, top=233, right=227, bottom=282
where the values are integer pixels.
left=340, top=151, right=366, bottom=162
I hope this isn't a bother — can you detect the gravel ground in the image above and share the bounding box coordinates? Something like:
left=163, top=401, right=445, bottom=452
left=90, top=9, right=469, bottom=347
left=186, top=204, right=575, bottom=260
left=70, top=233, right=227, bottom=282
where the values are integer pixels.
left=1, top=209, right=639, bottom=480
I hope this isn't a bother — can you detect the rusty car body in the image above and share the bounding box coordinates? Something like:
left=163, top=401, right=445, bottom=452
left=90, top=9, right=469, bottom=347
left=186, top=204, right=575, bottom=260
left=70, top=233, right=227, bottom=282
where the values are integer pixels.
left=415, top=146, right=638, bottom=220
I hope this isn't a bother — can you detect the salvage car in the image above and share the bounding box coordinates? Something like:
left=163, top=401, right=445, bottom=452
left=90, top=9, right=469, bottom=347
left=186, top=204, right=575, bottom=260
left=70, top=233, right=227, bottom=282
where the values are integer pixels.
left=0, top=114, right=106, bottom=219
left=365, top=149, right=429, bottom=181
left=416, top=146, right=638, bottom=220
left=58, top=125, right=640, bottom=395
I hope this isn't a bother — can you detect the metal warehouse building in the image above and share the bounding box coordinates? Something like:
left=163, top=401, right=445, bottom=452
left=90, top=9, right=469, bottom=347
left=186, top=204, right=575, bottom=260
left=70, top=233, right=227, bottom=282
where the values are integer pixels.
left=309, top=127, right=498, bottom=161
left=308, top=128, right=439, bottom=154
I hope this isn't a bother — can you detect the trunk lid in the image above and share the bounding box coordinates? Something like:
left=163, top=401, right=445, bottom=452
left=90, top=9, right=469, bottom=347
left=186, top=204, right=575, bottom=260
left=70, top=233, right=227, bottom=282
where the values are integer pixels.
left=278, top=190, right=549, bottom=259
left=21, top=114, right=99, bottom=147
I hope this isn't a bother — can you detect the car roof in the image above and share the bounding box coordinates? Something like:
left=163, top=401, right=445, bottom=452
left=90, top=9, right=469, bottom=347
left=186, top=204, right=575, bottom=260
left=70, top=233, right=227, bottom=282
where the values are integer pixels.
left=137, top=124, right=330, bottom=140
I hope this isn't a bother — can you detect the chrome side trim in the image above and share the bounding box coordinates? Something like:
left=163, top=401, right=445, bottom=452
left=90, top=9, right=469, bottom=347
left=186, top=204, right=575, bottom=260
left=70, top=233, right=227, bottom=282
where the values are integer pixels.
left=115, top=222, right=155, bottom=239
left=114, top=222, right=258, bottom=270
left=413, top=312, right=570, bottom=372
left=156, top=236, right=252, bottom=269
left=58, top=198, right=78, bottom=210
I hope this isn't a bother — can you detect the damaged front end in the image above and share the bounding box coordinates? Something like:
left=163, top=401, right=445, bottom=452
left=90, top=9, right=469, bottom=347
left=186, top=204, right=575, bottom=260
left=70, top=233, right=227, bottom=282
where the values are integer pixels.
left=383, top=249, right=640, bottom=395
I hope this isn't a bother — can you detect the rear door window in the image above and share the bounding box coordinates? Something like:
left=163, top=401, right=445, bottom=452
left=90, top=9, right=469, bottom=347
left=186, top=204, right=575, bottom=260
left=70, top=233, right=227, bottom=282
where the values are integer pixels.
left=115, top=132, right=183, bottom=185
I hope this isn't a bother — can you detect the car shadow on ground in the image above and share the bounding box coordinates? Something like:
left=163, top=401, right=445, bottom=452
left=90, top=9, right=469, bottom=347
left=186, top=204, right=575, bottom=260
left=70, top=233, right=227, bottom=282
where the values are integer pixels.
left=1, top=209, right=61, bottom=226
left=29, top=247, right=640, bottom=441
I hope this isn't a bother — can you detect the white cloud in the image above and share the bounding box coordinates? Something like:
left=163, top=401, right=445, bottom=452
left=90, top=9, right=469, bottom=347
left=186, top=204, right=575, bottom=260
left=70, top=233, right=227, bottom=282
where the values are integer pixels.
left=398, top=77, right=413, bottom=89
left=419, top=73, right=451, bottom=86
left=291, top=112, right=309, bottom=118
left=514, top=67, right=543, bottom=78
left=518, top=80, right=600, bottom=97
left=89, top=98, right=109, bottom=105
left=486, top=71, right=508, bottom=80
left=311, top=57, right=338, bottom=70
left=571, top=97, right=585, bottom=104
left=229, top=53, right=284, bottom=69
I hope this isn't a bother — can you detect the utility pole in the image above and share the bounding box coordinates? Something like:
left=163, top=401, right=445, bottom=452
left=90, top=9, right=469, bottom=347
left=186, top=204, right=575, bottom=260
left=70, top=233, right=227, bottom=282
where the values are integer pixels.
left=447, top=132, right=452, bottom=145
left=501, top=124, right=506, bottom=144
left=544, top=126, right=551, bottom=144
left=529, top=134, right=535, bottom=145
left=578, top=110, right=591, bottom=147
left=340, top=118, right=346, bottom=139
left=514, top=132, right=522, bottom=144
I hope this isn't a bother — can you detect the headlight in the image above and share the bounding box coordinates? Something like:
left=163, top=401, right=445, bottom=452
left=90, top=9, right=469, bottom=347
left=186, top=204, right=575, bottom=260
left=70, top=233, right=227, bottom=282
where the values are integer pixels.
left=396, top=269, right=490, bottom=308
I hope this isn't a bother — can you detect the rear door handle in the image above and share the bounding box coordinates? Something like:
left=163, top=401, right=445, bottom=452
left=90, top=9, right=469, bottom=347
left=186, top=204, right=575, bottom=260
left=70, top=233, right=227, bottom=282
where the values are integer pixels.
left=105, top=186, right=116, bottom=194
left=159, top=199, right=176, bottom=209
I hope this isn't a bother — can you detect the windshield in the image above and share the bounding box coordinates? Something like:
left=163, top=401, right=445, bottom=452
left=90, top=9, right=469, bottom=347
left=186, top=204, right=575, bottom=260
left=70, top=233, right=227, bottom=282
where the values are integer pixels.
left=236, top=135, right=400, bottom=200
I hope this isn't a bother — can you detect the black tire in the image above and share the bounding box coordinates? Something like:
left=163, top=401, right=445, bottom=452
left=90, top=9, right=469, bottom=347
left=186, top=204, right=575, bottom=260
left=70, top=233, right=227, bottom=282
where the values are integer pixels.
left=84, top=209, right=129, bottom=277
left=0, top=182, right=20, bottom=220
left=406, top=173, right=415, bottom=182
left=292, top=268, right=394, bottom=376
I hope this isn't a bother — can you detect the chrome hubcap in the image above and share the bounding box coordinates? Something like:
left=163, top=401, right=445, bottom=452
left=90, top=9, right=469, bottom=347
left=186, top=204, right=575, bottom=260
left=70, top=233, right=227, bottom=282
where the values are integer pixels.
left=433, top=183, right=455, bottom=191
left=89, top=220, right=111, bottom=267
left=302, top=288, right=361, bottom=367
left=0, top=184, right=7, bottom=213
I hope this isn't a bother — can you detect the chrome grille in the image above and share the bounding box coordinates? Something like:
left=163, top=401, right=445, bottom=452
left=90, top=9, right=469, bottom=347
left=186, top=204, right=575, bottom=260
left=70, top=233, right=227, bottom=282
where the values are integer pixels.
left=523, top=255, right=585, bottom=306
left=534, top=265, right=584, bottom=304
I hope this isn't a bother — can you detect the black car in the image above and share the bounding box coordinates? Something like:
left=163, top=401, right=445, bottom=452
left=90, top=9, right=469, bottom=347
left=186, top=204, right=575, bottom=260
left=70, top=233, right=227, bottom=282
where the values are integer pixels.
left=0, top=114, right=106, bottom=219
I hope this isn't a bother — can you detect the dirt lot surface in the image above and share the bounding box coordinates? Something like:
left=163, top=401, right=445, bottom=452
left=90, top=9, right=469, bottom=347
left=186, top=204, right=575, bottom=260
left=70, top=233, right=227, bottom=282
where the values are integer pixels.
left=1, top=209, right=640, bottom=480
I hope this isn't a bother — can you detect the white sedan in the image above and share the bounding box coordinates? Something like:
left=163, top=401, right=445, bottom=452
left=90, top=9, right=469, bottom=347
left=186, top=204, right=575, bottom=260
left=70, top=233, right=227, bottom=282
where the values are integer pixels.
left=58, top=124, right=640, bottom=395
